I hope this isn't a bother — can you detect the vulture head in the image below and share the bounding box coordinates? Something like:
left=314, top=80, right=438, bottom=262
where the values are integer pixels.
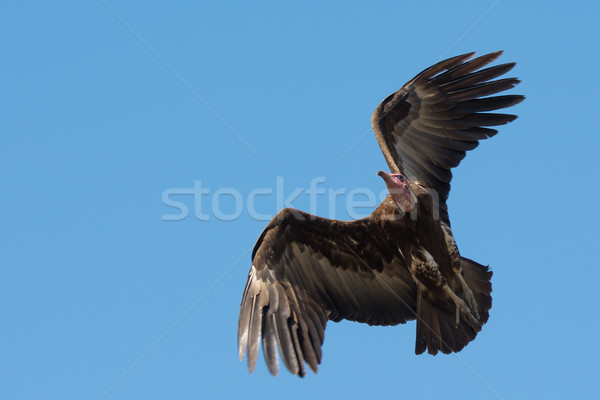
left=378, top=170, right=416, bottom=212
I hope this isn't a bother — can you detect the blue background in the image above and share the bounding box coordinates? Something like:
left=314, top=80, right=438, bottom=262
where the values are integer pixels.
left=2, top=1, right=598, bottom=399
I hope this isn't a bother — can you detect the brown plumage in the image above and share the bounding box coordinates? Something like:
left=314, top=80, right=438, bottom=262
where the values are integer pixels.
left=238, top=51, right=523, bottom=376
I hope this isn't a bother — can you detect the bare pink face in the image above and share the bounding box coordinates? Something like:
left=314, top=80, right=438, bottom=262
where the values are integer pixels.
left=377, top=170, right=416, bottom=212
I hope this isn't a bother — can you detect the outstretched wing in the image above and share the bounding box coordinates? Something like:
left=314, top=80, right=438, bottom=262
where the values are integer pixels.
left=371, top=51, right=524, bottom=222
left=238, top=206, right=417, bottom=377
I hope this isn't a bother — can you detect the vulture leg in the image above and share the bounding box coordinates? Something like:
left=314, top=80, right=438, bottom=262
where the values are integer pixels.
left=455, top=272, right=479, bottom=321
left=411, top=248, right=479, bottom=330
left=441, top=224, right=480, bottom=321
left=442, top=283, right=480, bottom=328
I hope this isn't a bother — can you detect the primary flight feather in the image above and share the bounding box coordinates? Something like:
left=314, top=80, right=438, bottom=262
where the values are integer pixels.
left=238, top=51, right=524, bottom=377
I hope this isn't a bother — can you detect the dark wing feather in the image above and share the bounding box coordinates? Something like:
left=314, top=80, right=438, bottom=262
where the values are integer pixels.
left=371, top=51, right=524, bottom=223
left=238, top=207, right=417, bottom=376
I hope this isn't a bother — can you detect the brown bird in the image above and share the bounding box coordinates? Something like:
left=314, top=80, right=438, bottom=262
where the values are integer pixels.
left=238, top=51, right=524, bottom=377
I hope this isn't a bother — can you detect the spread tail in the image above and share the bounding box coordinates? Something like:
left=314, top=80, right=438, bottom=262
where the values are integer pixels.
left=415, top=256, right=492, bottom=355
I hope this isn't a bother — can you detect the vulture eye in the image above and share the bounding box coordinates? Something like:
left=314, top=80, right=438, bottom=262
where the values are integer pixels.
left=398, top=176, right=405, bottom=182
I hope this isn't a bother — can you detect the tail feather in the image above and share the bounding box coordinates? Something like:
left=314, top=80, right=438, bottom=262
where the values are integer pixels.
left=414, top=257, right=492, bottom=355
left=415, top=293, right=453, bottom=355
left=460, top=256, right=493, bottom=324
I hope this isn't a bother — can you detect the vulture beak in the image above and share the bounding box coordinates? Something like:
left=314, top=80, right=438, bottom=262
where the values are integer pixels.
left=377, top=170, right=390, bottom=180
left=377, top=170, right=399, bottom=185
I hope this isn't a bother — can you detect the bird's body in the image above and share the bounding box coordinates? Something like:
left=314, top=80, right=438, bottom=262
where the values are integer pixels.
left=238, top=51, right=523, bottom=376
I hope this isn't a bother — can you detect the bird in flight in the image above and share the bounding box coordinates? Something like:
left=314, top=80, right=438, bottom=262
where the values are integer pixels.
left=238, top=51, right=524, bottom=377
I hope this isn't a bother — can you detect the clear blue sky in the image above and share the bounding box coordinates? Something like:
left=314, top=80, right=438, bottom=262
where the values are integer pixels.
left=2, top=1, right=598, bottom=399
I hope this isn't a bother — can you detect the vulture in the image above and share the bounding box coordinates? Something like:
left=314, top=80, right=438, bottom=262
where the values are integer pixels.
left=238, top=51, right=524, bottom=377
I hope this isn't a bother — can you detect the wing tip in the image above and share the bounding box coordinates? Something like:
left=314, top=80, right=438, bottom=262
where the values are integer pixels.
left=456, top=50, right=477, bottom=60
left=514, top=94, right=526, bottom=103
left=418, top=52, right=477, bottom=81
left=485, top=49, right=504, bottom=59
left=237, top=325, right=249, bottom=362
left=472, top=50, right=504, bottom=66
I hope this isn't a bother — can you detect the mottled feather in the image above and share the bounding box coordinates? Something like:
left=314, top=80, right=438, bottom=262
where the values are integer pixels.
left=238, top=51, right=522, bottom=376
